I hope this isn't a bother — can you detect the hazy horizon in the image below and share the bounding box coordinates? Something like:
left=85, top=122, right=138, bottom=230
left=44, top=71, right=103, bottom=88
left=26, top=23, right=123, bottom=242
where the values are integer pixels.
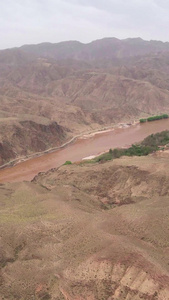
left=1, top=0, right=169, bottom=50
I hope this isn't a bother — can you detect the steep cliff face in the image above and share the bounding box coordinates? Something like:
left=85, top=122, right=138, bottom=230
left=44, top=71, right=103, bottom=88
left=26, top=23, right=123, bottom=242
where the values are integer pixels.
left=0, top=142, right=16, bottom=165
left=0, top=120, right=66, bottom=165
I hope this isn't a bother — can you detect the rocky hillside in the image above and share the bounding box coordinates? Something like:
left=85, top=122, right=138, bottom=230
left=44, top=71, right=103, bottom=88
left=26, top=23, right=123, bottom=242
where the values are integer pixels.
left=0, top=151, right=169, bottom=299
left=0, top=119, right=66, bottom=165
left=1, top=38, right=169, bottom=164
left=20, top=37, right=169, bottom=61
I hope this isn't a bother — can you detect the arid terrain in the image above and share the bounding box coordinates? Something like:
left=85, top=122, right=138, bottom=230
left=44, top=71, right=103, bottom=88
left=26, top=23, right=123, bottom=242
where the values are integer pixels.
left=0, top=38, right=169, bottom=300
left=0, top=150, right=169, bottom=299
left=1, top=38, right=169, bottom=164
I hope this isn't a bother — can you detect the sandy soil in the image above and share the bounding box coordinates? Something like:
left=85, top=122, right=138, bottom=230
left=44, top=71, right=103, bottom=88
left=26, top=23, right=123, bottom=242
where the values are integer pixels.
left=0, top=152, right=169, bottom=299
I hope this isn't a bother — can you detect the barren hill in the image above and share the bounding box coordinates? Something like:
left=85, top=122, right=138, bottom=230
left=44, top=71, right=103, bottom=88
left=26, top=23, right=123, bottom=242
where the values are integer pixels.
left=20, top=37, right=169, bottom=61
left=0, top=151, right=169, bottom=299
left=1, top=38, right=169, bottom=164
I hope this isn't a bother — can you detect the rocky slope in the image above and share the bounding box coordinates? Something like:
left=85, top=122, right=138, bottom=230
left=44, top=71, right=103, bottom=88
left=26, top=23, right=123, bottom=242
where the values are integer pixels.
left=0, top=119, right=66, bottom=165
left=1, top=38, right=169, bottom=164
left=0, top=151, right=169, bottom=299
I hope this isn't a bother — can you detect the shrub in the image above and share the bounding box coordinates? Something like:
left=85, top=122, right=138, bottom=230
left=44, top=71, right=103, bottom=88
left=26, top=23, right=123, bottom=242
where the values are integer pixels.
left=95, top=152, right=112, bottom=162
left=91, top=130, right=169, bottom=164
left=140, top=118, right=147, bottom=123
left=140, top=114, right=169, bottom=123
left=64, top=160, right=72, bottom=165
left=112, top=148, right=123, bottom=158
left=162, top=114, right=169, bottom=119
left=109, top=148, right=113, bottom=154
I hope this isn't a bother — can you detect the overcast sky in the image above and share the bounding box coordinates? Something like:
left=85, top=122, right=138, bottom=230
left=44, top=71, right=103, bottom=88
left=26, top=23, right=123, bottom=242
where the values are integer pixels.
left=0, top=0, right=169, bottom=49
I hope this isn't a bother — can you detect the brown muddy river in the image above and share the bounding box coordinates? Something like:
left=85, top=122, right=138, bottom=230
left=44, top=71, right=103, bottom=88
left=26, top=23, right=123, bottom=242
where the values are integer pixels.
left=1, top=118, right=169, bottom=183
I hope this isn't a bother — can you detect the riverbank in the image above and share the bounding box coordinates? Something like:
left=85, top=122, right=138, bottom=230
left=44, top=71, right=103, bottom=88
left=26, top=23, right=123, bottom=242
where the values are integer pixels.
left=83, top=130, right=169, bottom=163
left=0, top=117, right=169, bottom=183
left=0, top=121, right=138, bottom=170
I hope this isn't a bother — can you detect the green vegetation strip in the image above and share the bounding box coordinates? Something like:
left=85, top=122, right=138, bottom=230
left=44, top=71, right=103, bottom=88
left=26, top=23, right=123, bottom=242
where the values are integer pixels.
left=64, top=160, right=72, bottom=165
left=140, top=114, right=168, bottom=123
left=81, top=130, right=169, bottom=164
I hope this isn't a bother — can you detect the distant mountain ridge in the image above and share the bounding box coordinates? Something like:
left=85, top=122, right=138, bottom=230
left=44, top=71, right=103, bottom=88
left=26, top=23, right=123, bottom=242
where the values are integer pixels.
left=20, top=37, right=169, bottom=61
left=1, top=37, right=169, bottom=63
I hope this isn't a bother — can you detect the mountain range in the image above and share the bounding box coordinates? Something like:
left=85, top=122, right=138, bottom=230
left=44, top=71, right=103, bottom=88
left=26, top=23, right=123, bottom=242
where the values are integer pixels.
left=1, top=37, right=169, bottom=164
